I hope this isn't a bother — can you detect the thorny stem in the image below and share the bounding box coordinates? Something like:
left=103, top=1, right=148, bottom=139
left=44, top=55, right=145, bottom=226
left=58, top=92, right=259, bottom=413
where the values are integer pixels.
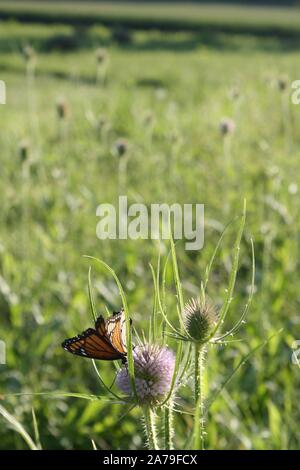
left=143, top=406, right=159, bottom=450
left=164, top=399, right=174, bottom=450
left=193, top=345, right=206, bottom=450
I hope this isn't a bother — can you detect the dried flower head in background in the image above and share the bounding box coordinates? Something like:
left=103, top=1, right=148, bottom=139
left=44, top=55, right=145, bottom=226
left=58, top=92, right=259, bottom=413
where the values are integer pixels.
left=143, top=110, right=155, bottom=128
left=219, top=117, right=236, bottom=136
left=22, top=44, right=36, bottom=64
left=95, top=47, right=108, bottom=64
left=113, top=138, right=128, bottom=157
left=18, top=139, right=30, bottom=163
left=116, top=344, right=175, bottom=405
left=97, top=115, right=110, bottom=133
left=56, top=98, right=69, bottom=120
left=278, top=75, right=289, bottom=92
left=229, top=85, right=240, bottom=101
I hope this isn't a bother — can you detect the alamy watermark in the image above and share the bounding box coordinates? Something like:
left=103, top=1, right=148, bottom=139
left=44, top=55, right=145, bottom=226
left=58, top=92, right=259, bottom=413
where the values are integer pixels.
left=96, top=196, right=204, bottom=250
left=0, top=80, right=6, bottom=104
left=291, top=340, right=300, bottom=367
left=291, top=80, right=300, bottom=105
left=0, top=340, right=6, bottom=365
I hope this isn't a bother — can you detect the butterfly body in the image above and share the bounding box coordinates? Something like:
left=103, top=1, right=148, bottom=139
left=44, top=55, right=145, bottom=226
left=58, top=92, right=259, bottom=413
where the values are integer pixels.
left=62, top=310, right=129, bottom=362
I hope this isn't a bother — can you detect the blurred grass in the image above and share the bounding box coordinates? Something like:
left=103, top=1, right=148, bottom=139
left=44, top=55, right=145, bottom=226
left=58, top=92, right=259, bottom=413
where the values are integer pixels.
left=0, top=1, right=300, bottom=37
left=0, top=11, right=300, bottom=450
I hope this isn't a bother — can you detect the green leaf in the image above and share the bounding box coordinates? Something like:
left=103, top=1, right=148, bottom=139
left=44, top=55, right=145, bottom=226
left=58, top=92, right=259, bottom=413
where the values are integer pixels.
left=205, top=329, right=283, bottom=415
left=160, top=232, right=185, bottom=406
left=3, top=391, right=104, bottom=400
left=31, top=407, right=42, bottom=450
left=215, top=237, right=255, bottom=342
left=0, top=404, right=38, bottom=450
left=207, top=199, right=247, bottom=342
left=268, top=401, right=282, bottom=448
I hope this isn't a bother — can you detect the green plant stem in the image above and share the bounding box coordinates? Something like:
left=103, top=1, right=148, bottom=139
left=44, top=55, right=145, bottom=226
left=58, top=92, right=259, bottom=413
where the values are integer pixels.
left=143, top=406, right=159, bottom=450
left=164, top=399, right=174, bottom=450
left=281, top=92, right=292, bottom=153
left=0, top=404, right=38, bottom=450
left=118, top=155, right=128, bottom=193
left=193, top=344, right=206, bottom=450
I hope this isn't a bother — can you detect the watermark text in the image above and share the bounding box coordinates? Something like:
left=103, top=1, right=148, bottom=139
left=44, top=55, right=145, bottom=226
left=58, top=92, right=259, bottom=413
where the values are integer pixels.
left=96, top=196, right=204, bottom=250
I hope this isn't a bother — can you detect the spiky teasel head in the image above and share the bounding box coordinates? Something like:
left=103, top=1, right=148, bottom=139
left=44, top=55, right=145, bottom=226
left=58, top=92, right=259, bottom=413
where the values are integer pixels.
left=219, top=117, right=236, bottom=136
left=184, top=298, right=218, bottom=343
left=113, top=138, right=128, bottom=157
left=56, top=98, right=69, bottom=120
left=116, top=344, right=175, bottom=406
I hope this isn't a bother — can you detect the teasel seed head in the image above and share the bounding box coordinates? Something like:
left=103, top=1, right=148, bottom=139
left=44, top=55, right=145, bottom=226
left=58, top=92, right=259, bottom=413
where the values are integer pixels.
left=184, top=298, right=218, bottom=343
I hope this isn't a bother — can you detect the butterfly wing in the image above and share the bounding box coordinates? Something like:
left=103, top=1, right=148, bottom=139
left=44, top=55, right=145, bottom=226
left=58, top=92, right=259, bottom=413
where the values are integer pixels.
left=104, top=309, right=128, bottom=355
left=62, top=316, right=124, bottom=360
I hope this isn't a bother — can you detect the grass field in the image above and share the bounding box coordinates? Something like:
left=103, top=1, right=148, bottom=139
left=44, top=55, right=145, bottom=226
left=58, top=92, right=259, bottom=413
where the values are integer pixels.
left=0, top=2, right=300, bottom=450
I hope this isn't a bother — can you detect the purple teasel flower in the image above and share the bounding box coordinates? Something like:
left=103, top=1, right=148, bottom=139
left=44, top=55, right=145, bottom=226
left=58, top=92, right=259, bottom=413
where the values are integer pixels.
left=116, top=344, right=176, bottom=406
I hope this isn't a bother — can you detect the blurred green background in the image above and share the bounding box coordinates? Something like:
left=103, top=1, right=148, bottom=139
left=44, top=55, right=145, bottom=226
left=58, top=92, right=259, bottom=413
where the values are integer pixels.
left=0, top=0, right=300, bottom=450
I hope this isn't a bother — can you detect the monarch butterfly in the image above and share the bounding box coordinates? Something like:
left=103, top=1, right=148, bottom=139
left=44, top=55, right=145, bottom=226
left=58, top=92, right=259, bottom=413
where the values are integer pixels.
left=62, top=309, right=129, bottom=363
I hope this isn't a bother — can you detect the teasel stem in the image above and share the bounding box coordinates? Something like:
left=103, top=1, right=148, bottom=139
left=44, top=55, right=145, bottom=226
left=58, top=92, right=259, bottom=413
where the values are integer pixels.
left=143, top=406, right=159, bottom=450
left=118, top=155, right=128, bottom=192
left=193, top=344, right=206, bottom=450
left=223, top=135, right=233, bottom=179
left=96, top=64, right=105, bottom=86
left=164, top=399, right=174, bottom=450
left=26, top=61, right=39, bottom=141
left=280, top=92, right=292, bottom=154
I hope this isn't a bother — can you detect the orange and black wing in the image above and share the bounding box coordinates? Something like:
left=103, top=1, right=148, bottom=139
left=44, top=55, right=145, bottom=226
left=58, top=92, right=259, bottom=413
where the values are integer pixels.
left=103, top=309, right=128, bottom=355
left=62, top=316, right=124, bottom=361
